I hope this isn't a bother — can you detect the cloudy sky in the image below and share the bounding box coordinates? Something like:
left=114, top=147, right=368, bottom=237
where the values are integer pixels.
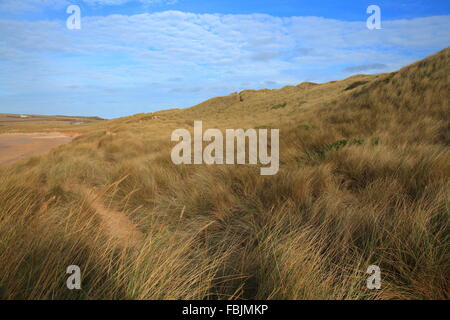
left=1, top=0, right=449, bottom=118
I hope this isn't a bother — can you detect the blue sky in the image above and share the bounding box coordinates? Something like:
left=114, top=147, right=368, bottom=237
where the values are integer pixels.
left=0, top=1, right=449, bottom=118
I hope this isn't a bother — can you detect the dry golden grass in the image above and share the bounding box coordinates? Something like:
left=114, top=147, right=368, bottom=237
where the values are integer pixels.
left=0, top=47, right=448, bottom=300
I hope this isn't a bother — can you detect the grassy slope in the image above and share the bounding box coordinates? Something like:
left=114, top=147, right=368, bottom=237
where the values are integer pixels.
left=0, top=48, right=448, bottom=299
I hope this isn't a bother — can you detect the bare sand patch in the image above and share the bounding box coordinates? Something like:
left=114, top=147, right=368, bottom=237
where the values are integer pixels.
left=0, top=132, right=75, bottom=166
left=83, top=187, right=144, bottom=248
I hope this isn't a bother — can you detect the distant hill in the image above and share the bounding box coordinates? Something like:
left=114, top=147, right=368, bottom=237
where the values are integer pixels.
left=0, top=113, right=104, bottom=123
left=0, top=113, right=105, bottom=133
left=114, top=47, right=448, bottom=140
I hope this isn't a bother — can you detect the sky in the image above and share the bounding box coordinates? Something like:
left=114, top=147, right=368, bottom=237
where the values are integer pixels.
left=0, top=1, right=449, bottom=119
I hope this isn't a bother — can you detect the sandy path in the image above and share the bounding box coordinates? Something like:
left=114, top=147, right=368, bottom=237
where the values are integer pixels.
left=0, top=133, right=74, bottom=166
left=0, top=132, right=142, bottom=248
left=84, top=187, right=144, bottom=248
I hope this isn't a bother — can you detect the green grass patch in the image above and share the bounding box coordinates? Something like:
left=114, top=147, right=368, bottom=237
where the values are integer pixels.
left=271, top=103, right=287, bottom=110
left=297, top=124, right=315, bottom=130
left=306, top=138, right=365, bottom=160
